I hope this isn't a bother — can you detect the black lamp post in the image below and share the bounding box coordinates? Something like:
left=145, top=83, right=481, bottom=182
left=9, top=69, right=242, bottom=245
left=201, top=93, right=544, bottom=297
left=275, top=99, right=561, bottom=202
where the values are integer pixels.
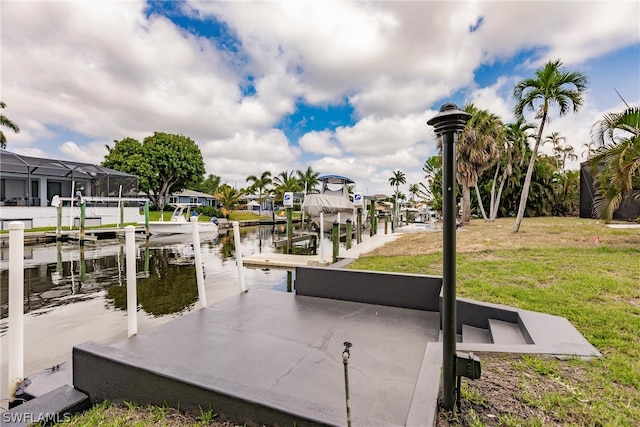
left=427, top=103, right=471, bottom=410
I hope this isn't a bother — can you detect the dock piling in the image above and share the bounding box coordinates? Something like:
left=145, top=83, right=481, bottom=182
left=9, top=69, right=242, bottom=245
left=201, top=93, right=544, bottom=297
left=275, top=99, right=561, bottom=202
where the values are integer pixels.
left=8, top=222, right=25, bottom=402
left=233, top=221, right=246, bottom=292
left=332, top=221, right=339, bottom=263
left=191, top=217, right=208, bottom=307
left=125, top=225, right=138, bottom=337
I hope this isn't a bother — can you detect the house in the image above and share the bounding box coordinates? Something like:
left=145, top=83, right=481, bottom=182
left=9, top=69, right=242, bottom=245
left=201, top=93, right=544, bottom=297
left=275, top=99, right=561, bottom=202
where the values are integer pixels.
left=0, top=150, right=143, bottom=229
left=167, top=189, right=217, bottom=208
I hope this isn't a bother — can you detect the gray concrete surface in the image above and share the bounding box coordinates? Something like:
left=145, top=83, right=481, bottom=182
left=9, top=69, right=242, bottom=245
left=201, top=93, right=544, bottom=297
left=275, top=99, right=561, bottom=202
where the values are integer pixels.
left=76, top=289, right=440, bottom=426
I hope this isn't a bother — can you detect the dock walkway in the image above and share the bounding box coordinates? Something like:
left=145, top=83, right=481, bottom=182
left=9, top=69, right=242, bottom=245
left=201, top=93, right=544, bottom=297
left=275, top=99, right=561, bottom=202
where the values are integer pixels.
left=242, top=230, right=401, bottom=268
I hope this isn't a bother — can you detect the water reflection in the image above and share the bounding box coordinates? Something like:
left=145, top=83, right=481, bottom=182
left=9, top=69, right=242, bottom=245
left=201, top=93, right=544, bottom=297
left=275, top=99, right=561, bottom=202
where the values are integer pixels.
left=0, top=226, right=302, bottom=323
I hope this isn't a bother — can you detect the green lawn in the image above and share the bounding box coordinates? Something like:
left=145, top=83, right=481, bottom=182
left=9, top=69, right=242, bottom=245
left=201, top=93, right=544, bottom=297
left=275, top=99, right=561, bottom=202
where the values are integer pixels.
left=350, top=218, right=640, bottom=425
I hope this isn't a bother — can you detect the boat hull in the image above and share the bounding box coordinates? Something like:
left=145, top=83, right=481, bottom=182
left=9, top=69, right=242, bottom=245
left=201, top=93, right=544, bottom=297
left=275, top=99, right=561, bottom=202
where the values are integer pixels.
left=302, top=193, right=355, bottom=229
left=147, top=221, right=219, bottom=235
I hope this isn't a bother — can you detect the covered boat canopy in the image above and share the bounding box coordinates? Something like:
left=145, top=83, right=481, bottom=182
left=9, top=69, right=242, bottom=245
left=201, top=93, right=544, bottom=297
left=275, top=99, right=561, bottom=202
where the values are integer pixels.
left=318, top=174, right=355, bottom=184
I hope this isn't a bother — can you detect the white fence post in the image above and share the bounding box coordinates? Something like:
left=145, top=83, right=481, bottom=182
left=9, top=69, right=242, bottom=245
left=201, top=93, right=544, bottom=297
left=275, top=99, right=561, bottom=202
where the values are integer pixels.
left=319, top=212, right=325, bottom=262
left=232, top=221, right=246, bottom=292
left=125, top=225, right=137, bottom=337
left=8, top=222, right=25, bottom=400
left=191, top=217, right=207, bottom=308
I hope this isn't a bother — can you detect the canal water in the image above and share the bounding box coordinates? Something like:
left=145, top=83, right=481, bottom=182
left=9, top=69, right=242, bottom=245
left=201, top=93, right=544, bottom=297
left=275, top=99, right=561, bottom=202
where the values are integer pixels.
left=0, top=224, right=330, bottom=400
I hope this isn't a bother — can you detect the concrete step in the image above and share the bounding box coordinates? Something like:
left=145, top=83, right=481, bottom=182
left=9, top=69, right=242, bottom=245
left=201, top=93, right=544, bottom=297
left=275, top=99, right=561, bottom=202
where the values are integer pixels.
left=462, top=324, right=492, bottom=343
left=1, top=385, right=90, bottom=426
left=488, top=319, right=528, bottom=345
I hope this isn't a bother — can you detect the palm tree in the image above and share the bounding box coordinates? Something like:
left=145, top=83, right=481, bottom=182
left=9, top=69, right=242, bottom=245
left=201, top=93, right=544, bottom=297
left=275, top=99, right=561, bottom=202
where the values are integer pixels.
left=408, top=183, right=421, bottom=204
left=246, top=171, right=272, bottom=217
left=457, top=104, right=505, bottom=223
left=274, top=176, right=302, bottom=202
left=544, top=132, right=566, bottom=169
left=486, top=119, right=536, bottom=221
left=389, top=170, right=406, bottom=226
left=296, top=166, right=320, bottom=194
left=0, top=101, right=20, bottom=150
left=559, top=145, right=578, bottom=171
left=512, top=59, right=588, bottom=233
left=214, top=184, right=244, bottom=218
left=587, top=106, right=640, bottom=221
left=422, top=156, right=443, bottom=212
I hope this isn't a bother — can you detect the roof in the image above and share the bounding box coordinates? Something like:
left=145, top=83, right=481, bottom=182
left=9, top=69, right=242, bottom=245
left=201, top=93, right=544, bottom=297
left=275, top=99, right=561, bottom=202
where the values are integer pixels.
left=173, top=189, right=216, bottom=198
left=0, top=150, right=136, bottom=179
left=318, top=174, right=355, bottom=184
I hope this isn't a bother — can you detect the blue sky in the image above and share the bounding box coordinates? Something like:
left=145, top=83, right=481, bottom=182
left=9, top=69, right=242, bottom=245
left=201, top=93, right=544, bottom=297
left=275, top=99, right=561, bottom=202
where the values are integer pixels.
left=2, top=0, right=639, bottom=195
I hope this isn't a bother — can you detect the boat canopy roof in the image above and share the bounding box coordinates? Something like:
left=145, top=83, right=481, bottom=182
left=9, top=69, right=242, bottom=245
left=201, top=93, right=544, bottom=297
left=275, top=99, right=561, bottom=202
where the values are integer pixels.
left=318, top=174, right=355, bottom=184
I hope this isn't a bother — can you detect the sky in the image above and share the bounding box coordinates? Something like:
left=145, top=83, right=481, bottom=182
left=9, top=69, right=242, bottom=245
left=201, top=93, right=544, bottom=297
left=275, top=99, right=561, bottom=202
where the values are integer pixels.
left=2, top=0, right=639, bottom=196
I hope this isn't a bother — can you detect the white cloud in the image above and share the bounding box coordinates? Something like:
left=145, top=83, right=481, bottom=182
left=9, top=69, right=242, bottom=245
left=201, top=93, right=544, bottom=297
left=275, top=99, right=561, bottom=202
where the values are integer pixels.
left=335, top=112, right=436, bottom=158
left=299, top=131, right=342, bottom=156
left=59, top=141, right=108, bottom=164
left=465, top=76, right=516, bottom=122
left=1, top=1, right=638, bottom=196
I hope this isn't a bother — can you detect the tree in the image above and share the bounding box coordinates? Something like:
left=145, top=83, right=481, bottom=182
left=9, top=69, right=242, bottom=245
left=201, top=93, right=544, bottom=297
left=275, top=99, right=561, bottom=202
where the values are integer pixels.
left=272, top=170, right=300, bottom=202
left=545, top=132, right=566, bottom=169
left=408, top=183, right=421, bottom=204
left=103, top=132, right=205, bottom=211
left=512, top=59, right=587, bottom=232
left=486, top=119, right=536, bottom=221
left=423, top=156, right=443, bottom=212
left=194, top=174, right=221, bottom=195
left=246, top=171, right=272, bottom=217
left=0, top=101, right=20, bottom=150
left=456, top=104, right=505, bottom=223
left=215, top=184, right=243, bottom=218
left=559, top=145, right=578, bottom=171
left=587, top=106, right=640, bottom=221
left=296, top=166, right=320, bottom=194
left=388, top=170, right=406, bottom=226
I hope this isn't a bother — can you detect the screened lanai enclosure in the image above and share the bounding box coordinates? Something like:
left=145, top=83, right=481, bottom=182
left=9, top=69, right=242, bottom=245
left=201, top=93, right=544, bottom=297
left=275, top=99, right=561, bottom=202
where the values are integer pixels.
left=0, top=151, right=144, bottom=229
left=0, top=151, right=138, bottom=207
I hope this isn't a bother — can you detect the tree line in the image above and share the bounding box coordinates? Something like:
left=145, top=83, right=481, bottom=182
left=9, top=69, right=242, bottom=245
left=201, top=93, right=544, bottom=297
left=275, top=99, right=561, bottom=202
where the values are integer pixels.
left=388, top=59, right=638, bottom=230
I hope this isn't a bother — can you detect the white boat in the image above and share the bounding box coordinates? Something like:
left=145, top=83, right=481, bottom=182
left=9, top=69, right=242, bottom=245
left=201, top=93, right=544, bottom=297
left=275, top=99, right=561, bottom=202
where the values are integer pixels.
left=147, top=203, right=219, bottom=236
left=302, top=175, right=355, bottom=229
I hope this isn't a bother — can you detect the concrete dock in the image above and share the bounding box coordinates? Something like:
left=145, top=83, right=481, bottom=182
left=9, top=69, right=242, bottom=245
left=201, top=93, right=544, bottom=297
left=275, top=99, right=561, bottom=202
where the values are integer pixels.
left=242, top=230, right=401, bottom=268
left=74, top=289, right=440, bottom=426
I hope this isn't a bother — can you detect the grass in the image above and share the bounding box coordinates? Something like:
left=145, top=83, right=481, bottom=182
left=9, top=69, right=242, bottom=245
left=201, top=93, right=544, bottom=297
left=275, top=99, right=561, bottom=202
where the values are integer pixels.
left=350, top=217, right=640, bottom=425
left=53, top=400, right=230, bottom=426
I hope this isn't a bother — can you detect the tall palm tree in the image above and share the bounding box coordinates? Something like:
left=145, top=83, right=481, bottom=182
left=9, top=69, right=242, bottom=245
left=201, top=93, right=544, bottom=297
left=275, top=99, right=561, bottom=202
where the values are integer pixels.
left=512, top=59, right=588, bottom=232
left=389, top=170, right=406, bottom=226
left=587, top=106, right=640, bottom=221
left=457, top=104, right=505, bottom=223
left=0, top=101, right=20, bottom=150
left=246, top=171, right=272, bottom=217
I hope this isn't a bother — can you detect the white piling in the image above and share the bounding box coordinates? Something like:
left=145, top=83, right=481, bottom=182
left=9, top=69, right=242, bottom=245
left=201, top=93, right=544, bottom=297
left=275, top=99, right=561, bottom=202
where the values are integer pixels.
left=125, top=225, right=137, bottom=337
left=191, top=217, right=207, bottom=308
left=232, top=221, right=246, bottom=292
left=8, top=222, right=24, bottom=399
left=319, top=212, right=325, bottom=262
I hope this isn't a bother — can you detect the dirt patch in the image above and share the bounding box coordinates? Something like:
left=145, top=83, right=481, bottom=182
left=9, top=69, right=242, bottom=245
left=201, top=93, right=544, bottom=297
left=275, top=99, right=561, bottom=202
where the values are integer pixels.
left=436, top=353, right=595, bottom=426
